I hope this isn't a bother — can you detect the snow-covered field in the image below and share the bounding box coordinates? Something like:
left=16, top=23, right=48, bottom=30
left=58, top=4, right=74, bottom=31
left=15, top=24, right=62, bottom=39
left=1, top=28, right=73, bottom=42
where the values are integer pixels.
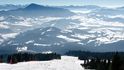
left=0, top=56, right=86, bottom=70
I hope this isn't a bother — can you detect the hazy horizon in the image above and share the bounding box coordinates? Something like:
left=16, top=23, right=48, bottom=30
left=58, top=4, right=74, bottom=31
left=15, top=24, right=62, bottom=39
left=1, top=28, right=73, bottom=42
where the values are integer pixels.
left=0, top=0, right=124, bottom=8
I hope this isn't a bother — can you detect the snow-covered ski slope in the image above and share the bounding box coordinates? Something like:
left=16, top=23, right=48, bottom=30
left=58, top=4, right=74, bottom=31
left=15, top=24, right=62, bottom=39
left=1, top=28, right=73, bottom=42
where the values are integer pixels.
left=0, top=56, right=85, bottom=70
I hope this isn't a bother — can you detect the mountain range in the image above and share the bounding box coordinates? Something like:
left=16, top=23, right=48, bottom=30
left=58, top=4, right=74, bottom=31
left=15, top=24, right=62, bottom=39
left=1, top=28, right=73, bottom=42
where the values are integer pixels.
left=0, top=4, right=124, bottom=54
left=1, top=26, right=124, bottom=54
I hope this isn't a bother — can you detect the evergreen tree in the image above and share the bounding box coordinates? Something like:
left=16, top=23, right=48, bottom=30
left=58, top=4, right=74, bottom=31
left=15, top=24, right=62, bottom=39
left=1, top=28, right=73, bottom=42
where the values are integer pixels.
left=111, top=52, right=121, bottom=70
left=0, top=55, right=3, bottom=63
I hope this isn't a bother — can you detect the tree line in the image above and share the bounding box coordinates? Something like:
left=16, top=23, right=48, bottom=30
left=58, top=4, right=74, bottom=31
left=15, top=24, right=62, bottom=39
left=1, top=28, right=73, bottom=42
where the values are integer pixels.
left=0, top=52, right=61, bottom=64
left=66, top=51, right=124, bottom=70
left=80, top=52, right=124, bottom=70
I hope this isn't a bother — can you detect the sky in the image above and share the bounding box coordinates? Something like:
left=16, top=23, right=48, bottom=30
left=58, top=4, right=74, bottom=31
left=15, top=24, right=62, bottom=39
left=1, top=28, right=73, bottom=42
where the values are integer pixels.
left=0, top=0, right=124, bottom=7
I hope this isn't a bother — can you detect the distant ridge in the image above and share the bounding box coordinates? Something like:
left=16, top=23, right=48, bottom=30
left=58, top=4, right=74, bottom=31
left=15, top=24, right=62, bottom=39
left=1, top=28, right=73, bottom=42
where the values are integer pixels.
left=0, top=3, right=75, bottom=17
left=24, top=3, right=48, bottom=10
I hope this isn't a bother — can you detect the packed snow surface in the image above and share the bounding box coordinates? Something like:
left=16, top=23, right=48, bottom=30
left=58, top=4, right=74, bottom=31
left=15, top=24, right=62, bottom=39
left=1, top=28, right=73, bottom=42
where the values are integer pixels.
left=0, top=56, right=85, bottom=70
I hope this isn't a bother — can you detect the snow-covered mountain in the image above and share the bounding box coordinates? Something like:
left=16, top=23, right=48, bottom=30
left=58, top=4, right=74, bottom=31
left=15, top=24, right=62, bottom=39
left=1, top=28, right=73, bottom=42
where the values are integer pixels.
left=1, top=21, right=124, bottom=53
left=0, top=4, right=124, bottom=54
